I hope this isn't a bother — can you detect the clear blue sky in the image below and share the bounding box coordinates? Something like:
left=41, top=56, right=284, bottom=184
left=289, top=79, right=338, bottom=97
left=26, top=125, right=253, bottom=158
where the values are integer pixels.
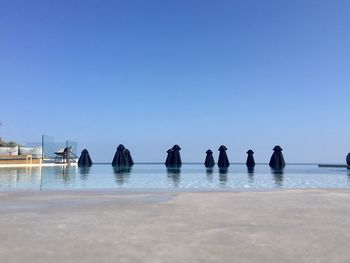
left=1, top=0, right=349, bottom=163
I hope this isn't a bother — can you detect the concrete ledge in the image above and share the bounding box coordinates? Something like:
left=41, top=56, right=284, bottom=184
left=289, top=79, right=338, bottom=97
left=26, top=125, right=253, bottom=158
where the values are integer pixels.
left=0, top=189, right=350, bottom=263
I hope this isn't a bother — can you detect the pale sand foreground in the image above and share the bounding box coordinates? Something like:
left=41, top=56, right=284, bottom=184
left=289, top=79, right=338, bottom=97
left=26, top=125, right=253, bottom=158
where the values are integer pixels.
left=1, top=190, right=350, bottom=263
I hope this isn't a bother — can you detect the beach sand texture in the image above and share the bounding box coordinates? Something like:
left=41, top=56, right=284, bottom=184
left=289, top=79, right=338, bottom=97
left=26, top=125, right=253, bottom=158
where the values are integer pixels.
left=0, top=189, right=350, bottom=263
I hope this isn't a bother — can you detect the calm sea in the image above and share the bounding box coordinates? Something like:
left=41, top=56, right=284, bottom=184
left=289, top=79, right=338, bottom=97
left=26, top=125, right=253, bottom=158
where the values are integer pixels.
left=0, top=164, right=349, bottom=191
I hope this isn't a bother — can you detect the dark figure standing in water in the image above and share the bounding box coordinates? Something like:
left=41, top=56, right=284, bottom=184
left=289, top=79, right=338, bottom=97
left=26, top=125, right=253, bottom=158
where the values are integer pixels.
left=112, top=144, right=127, bottom=166
left=246, top=149, right=255, bottom=168
left=112, top=144, right=134, bottom=167
left=170, top=145, right=182, bottom=167
left=165, top=145, right=182, bottom=167
left=165, top=149, right=173, bottom=167
left=124, top=149, right=134, bottom=166
left=78, top=149, right=93, bottom=167
left=204, top=149, right=215, bottom=168
left=218, top=145, right=230, bottom=168
left=269, top=145, right=286, bottom=170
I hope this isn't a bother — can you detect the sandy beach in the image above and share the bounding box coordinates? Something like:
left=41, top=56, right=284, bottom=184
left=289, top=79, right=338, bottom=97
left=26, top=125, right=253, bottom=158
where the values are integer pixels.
left=1, top=189, right=350, bottom=263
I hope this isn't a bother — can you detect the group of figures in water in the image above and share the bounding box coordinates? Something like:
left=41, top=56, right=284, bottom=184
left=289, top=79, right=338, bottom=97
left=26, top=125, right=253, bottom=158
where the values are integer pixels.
left=165, top=144, right=286, bottom=172
left=78, top=144, right=287, bottom=172
left=78, top=144, right=134, bottom=167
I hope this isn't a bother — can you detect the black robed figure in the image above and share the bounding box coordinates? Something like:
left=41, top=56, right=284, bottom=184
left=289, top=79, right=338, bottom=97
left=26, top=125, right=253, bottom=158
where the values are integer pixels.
left=112, top=144, right=134, bottom=167
left=170, top=144, right=182, bottom=167
left=204, top=149, right=215, bottom=168
left=78, top=149, right=93, bottom=167
left=217, top=145, right=230, bottom=168
left=165, top=145, right=182, bottom=167
left=125, top=149, right=134, bottom=166
left=269, top=145, right=286, bottom=170
left=165, top=149, right=173, bottom=167
left=246, top=149, right=255, bottom=168
left=112, top=144, right=127, bottom=166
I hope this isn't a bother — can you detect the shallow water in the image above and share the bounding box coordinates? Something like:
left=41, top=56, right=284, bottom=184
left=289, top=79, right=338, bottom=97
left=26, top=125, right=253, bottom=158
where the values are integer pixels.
left=0, top=164, right=349, bottom=191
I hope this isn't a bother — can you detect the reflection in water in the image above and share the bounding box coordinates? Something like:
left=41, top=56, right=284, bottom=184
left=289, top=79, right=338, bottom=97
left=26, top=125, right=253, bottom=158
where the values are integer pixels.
left=79, top=167, right=91, bottom=181
left=219, top=168, right=228, bottom=174
left=271, top=168, right=284, bottom=187
left=50, top=165, right=78, bottom=187
left=271, top=168, right=284, bottom=175
left=16, top=167, right=41, bottom=182
left=247, top=167, right=254, bottom=174
left=55, top=166, right=71, bottom=182
left=2, top=164, right=350, bottom=191
left=206, top=168, right=214, bottom=183
left=247, top=167, right=254, bottom=183
left=0, top=169, right=18, bottom=186
left=219, top=168, right=228, bottom=185
left=40, top=165, right=77, bottom=189
left=113, top=166, right=132, bottom=185
left=167, top=167, right=181, bottom=187
left=0, top=167, right=41, bottom=188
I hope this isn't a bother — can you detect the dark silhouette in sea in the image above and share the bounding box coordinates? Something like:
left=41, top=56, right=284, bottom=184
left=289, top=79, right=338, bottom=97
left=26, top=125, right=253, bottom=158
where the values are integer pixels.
left=165, top=145, right=182, bottom=168
left=269, top=145, right=286, bottom=171
left=217, top=145, right=230, bottom=168
left=246, top=149, right=255, bottom=168
left=165, top=149, right=173, bottom=167
left=112, top=144, right=127, bottom=166
left=112, top=144, right=134, bottom=167
left=204, top=149, right=215, bottom=168
left=347, top=153, right=350, bottom=166
left=78, top=149, right=93, bottom=167
left=125, top=149, right=134, bottom=166
left=171, top=145, right=182, bottom=167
